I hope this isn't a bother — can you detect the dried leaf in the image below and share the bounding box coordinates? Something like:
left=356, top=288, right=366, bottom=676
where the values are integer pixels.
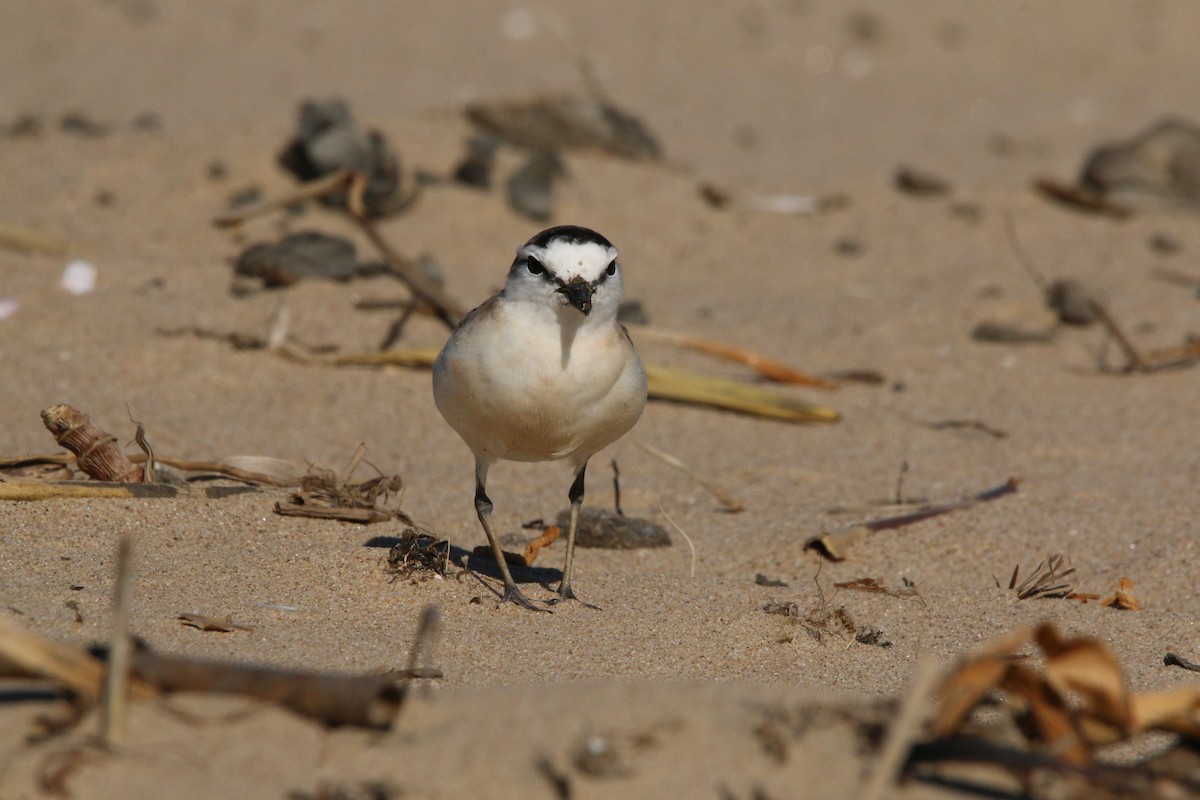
left=933, top=625, right=1033, bottom=737
left=1038, top=625, right=1132, bottom=741
left=644, top=364, right=839, bottom=422
left=808, top=525, right=873, bottom=561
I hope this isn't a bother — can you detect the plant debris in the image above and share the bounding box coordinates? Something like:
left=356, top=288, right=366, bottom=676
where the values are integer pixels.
left=894, top=166, right=951, bottom=197
left=630, top=326, right=840, bottom=388
left=1164, top=653, right=1200, bottom=673
left=833, top=577, right=921, bottom=601
left=386, top=528, right=450, bottom=579
left=277, top=98, right=416, bottom=217
left=1080, top=118, right=1200, bottom=208
left=763, top=569, right=888, bottom=647
left=0, top=604, right=440, bottom=731
left=631, top=438, right=743, bottom=513
left=555, top=507, right=670, bottom=550
left=452, top=133, right=502, bottom=189
left=755, top=573, right=788, bottom=588
left=855, top=628, right=893, bottom=648
left=0, top=221, right=71, bottom=256
left=176, top=613, right=253, bottom=633
left=1034, top=118, right=1200, bottom=217
left=507, top=149, right=564, bottom=220
left=275, top=444, right=408, bottom=525
left=287, top=780, right=406, bottom=800
left=521, top=525, right=562, bottom=566
left=465, top=93, right=662, bottom=161
left=970, top=321, right=1055, bottom=344
left=807, top=477, right=1019, bottom=561
left=911, top=623, right=1200, bottom=797
left=1033, top=177, right=1131, bottom=217
left=40, top=405, right=143, bottom=483
left=1101, top=577, right=1139, bottom=610
left=910, top=416, right=1008, bottom=439
left=1007, top=553, right=1082, bottom=600
left=233, top=231, right=385, bottom=289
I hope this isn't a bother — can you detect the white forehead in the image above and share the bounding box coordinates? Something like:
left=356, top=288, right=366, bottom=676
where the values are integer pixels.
left=524, top=239, right=618, bottom=281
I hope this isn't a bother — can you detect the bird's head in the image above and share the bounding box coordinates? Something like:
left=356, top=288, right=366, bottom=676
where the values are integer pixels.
left=505, top=225, right=624, bottom=319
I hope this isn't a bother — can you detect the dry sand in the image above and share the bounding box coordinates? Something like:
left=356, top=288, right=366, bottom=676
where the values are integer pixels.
left=2, top=2, right=1200, bottom=797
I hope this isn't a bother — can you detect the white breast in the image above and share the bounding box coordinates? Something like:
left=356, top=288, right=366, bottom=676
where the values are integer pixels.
left=433, top=298, right=647, bottom=467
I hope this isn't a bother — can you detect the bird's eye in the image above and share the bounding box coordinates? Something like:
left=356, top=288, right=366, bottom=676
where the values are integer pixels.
left=526, top=257, right=545, bottom=276
left=605, top=260, right=617, bottom=277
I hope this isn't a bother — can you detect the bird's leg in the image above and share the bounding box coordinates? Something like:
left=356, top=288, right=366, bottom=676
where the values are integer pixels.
left=552, top=462, right=601, bottom=609
left=474, top=468, right=547, bottom=612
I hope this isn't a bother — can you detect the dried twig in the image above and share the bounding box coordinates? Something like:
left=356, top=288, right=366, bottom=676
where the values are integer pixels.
left=858, top=657, right=941, bottom=800
left=1163, top=653, right=1200, bottom=673
left=610, top=459, right=623, bottom=517
left=809, top=478, right=1020, bottom=561
left=658, top=505, right=696, bottom=579
left=211, top=169, right=355, bottom=228
left=1089, top=300, right=1148, bottom=372
left=100, top=536, right=134, bottom=751
left=632, top=438, right=743, bottom=512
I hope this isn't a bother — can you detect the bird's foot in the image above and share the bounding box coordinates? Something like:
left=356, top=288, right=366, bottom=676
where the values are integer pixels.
left=499, top=584, right=551, bottom=613
left=547, top=583, right=602, bottom=610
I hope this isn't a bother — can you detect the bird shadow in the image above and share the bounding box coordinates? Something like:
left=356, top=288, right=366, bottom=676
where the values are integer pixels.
left=362, top=534, right=561, bottom=586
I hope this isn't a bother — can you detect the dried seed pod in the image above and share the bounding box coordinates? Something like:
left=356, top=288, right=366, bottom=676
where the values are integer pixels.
left=40, top=404, right=143, bottom=483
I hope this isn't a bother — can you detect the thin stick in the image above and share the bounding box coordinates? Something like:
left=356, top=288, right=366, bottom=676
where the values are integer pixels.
left=1002, top=211, right=1049, bottom=291
left=343, top=170, right=467, bottom=328
left=658, top=505, right=696, bottom=579
left=1164, top=653, right=1200, bottom=673
left=404, top=606, right=441, bottom=679
left=857, top=656, right=941, bottom=800
left=211, top=170, right=356, bottom=228
left=633, top=438, right=743, bottom=513
left=611, top=459, right=624, bottom=517
left=1088, top=300, right=1148, bottom=372
left=126, top=405, right=155, bottom=483
left=337, top=442, right=369, bottom=490
left=100, top=536, right=135, bottom=751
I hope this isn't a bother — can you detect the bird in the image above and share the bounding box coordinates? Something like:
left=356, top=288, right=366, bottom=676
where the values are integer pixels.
left=433, top=225, right=648, bottom=610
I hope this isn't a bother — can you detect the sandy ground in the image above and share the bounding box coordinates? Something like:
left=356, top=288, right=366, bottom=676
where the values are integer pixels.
left=2, top=1, right=1200, bottom=797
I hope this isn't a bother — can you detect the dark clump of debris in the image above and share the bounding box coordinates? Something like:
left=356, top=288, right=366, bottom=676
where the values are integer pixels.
left=454, top=90, right=662, bottom=220
left=234, top=231, right=385, bottom=289
left=452, top=133, right=502, bottom=189
left=894, top=166, right=951, bottom=197
left=1080, top=117, right=1200, bottom=207
left=556, top=507, right=671, bottom=549
left=466, top=93, right=662, bottom=161
left=1036, top=117, right=1200, bottom=215
left=278, top=98, right=416, bottom=217
left=387, top=528, right=450, bottom=580
left=507, top=149, right=565, bottom=221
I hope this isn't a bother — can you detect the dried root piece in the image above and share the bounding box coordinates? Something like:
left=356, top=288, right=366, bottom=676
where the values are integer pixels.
left=40, top=405, right=142, bottom=483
